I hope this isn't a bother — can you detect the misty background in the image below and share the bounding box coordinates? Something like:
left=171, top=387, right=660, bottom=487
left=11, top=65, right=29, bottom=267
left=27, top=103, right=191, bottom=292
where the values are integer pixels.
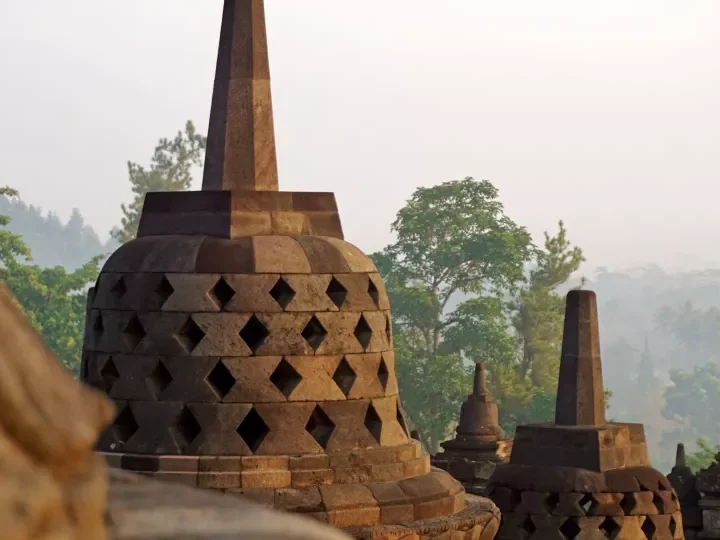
left=1, top=0, right=720, bottom=471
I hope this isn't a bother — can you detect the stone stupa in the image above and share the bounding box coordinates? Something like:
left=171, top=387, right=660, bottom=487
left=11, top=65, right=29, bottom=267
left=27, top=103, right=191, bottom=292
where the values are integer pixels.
left=432, top=363, right=511, bottom=496
left=488, top=290, right=684, bottom=540
left=81, top=1, right=499, bottom=537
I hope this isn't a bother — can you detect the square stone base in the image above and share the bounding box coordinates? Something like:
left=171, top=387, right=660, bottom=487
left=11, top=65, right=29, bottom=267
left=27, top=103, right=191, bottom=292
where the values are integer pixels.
left=510, top=423, right=649, bottom=471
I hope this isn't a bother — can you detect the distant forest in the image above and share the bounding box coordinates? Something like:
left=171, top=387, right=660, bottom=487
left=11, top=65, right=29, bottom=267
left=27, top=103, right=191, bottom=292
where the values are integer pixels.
left=0, top=196, right=116, bottom=269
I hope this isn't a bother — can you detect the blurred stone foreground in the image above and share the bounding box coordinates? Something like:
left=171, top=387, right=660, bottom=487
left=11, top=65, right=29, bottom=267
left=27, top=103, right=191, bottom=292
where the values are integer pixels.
left=0, top=283, right=350, bottom=540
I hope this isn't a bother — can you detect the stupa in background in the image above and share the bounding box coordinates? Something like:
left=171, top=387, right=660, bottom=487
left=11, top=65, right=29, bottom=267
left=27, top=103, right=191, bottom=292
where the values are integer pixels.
left=432, top=363, right=511, bottom=495
left=80, top=1, right=499, bottom=537
left=488, top=290, right=684, bottom=540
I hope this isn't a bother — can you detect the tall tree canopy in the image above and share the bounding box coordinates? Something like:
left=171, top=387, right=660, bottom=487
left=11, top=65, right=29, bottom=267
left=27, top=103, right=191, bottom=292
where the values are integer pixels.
left=111, top=121, right=206, bottom=243
left=0, top=187, right=100, bottom=373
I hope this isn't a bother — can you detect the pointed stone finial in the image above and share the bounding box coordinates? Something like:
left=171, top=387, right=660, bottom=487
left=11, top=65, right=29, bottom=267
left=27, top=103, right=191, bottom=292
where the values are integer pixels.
left=203, top=0, right=279, bottom=192
left=676, top=443, right=687, bottom=468
left=474, top=362, right=487, bottom=396
left=555, top=290, right=606, bottom=426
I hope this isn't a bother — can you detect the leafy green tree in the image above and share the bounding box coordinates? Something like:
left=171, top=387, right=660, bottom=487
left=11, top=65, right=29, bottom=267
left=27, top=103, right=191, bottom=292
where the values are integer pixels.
left=687, top=438, right=720, bottom=472
left=111, top=121, right=206, bottom=243
left=372, top=178, right=534, bottom=451
left=0, top=187, right=99, bottom=373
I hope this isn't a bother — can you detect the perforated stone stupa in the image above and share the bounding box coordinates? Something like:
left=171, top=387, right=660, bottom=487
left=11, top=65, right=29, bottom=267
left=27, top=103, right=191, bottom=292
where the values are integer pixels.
left=80, top=1, right=499, bottom=537
left=432, top=363, right=511, bottom=496
left=488, top=290, right=684, bottom=540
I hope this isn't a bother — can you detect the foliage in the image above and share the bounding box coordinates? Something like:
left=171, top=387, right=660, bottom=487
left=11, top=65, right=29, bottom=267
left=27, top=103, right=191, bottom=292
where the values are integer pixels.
left=0, top=187, right=99, bottom=373
left=111, top=121, right=206, bottom=243
left=687, top=437, right=720, bottom=473
left=372, top=177, right=535, bottom=451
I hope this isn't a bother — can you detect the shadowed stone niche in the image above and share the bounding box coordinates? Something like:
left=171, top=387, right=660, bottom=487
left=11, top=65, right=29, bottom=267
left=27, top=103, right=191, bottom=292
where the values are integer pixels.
left=667, top=443, right=701, bottom=540
left=695, top=450, right=720, bottom=539
left=432, top=363, right=512, bottom=495
left=487, top=290, right=684, bottom=540
left=80, top=1, right=500, bottom=538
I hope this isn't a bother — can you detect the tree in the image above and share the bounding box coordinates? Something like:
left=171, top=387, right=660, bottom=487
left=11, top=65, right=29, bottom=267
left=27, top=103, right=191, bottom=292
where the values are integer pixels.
left=687, top=438, right=720, bottom=472
left=111, top=121, right=206, bottom=243
left=371, top=178, right=534, bottom=451
left=0, top=187, right=100, bottom=373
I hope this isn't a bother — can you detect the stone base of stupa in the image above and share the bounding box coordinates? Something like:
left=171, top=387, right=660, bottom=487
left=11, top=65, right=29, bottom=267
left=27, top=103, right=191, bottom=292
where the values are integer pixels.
left=102, top=442, right=500, bottom=538
left=432, top=439, right=512, bottom=496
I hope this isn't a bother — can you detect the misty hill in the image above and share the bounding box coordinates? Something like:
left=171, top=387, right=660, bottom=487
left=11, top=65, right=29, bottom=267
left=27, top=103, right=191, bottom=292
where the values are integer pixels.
left=0, top=195, right=117, bottom=269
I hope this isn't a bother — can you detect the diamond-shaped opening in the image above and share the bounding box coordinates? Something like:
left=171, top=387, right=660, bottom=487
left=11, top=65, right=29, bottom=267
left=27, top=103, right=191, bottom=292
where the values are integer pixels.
left=206, top=360, right=236, bottom=400
left=641, top=517, right=656, bottom=540
left=113, top=405, right=139, bottom=444
left=148, top=359, right=172, bottom=398
left=332, top=357, right=357, bottom=397
left=110, top=276, right=127, bottom=300
left=270, top=359, right=302, bottom=399
left=305, top=405, right=335, bottom=450
left=270, top=278, right=296, bottom=310
left=364, top=403, right=383, bottom=444
left=579, top=493, right=595, bottom=515
left=175, top=407, right=201, bottom=448
left=545, top=493, right=560, bottom=513
left=378, top=357, right=389, bottom=391
left=302, top=315, right=327, bottom=352
left=560, top=517, right=581, bottom=540
left=326, top=277, right=348, bottom=309
left=639, top=481, right=655, bottom=492
left=176, top=316, right=206, bottom=354
left=669, top=516, right=677, bottom=537
left=396, top=400, right=408, bottom=436
left=100, top=357, right=120, bottom=394
left=93, top=312, right=104, bottom=340
left=210, top=277, right=236, bottom=311
left=239, top=315, right=269, bottom=354
left=652, top=493, right=664, bottom=514
left=354, top=314, right=373, bottom=351
left=156, top=275, right=174, bottom=307
left=600, top=517, right=621, bottom=539
left=620, top=493, right=637, bottom=515
left=385, top=315, right=392, bottom=344
left=123, top=314, right=146, bottom=351
left=368, top=277, right=380, bottom=307
left=522, top=516, right=537, bottom=535
left=237, top=408, right=270, bottom=453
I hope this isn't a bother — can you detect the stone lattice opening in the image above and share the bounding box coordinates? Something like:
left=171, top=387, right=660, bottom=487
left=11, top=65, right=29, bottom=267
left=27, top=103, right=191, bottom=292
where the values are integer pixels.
left=579, top=493, right=595, bottom=515
left=378, top=357, right=389, bottom=391
left=269, top=278, right=296, bottom=310
left=385, top=315, right=392, bottom=344
left=100, top=356, right=120, bottom=393
left=148, top=359, right=173, bottom=398
left=326, top=278, right=348, bottom=309
left=239, top=315, right=269, bottom=354
left=522, top=516, right=537, bottom=536
left=396, top=400, right=408, bottom=436
left=113, top=405, right=139, bottom=445
left=176, top=316, right=206, bottom=354
left=354, top=314, right=373, bottom=351
left=641, top=517, right=656, bottom=540
left=93, top=312, right=104, bottom=341
left=210, top=277, right=236, bottom=311
left=545, top=493, right=560, bottom=513
left=270, top=359, right=302, bottom=399
left=669, top=516, right=677, bottom=537
left=332, top=357, right=357, bottom=398
left=174, top=407, right=202, bottom=450
left=559, top=517, right=581, bottom=539
left=237, top=408, right=270, bottom=453
left=652, top=493, right=664, bottom=513
left=368, top=277, right=380, bottom=307
left=123, top=314, right=147, bottom=351
left=110, top=276, right=128, bottom=300
left=619, top=493, right=637, bottom=515
left=301, top=315, right=327, bottom=352
left=364, top=403, right=383, bottom=444
left=206, top=360, right=236, bottom=400
left=306, top=405, right=335, bottom=450
left=156, top=275, right=175, bottom=307
left=599, top=517, right=620, bottom=539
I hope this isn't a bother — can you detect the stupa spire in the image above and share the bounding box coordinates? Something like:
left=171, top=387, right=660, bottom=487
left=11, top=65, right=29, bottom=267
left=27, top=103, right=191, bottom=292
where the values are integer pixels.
left=202, top=0, right=279, bottom=192
left=554, top=290, right=606, bottom=426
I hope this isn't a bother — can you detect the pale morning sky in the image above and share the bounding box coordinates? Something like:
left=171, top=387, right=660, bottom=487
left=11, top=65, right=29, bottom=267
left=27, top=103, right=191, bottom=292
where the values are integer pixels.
left=0, top=1, right=718, bottom=271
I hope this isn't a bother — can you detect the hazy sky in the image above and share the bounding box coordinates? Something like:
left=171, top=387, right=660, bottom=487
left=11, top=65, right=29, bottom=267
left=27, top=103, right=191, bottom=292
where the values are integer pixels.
left=1, top=1, right=719, bottom=271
